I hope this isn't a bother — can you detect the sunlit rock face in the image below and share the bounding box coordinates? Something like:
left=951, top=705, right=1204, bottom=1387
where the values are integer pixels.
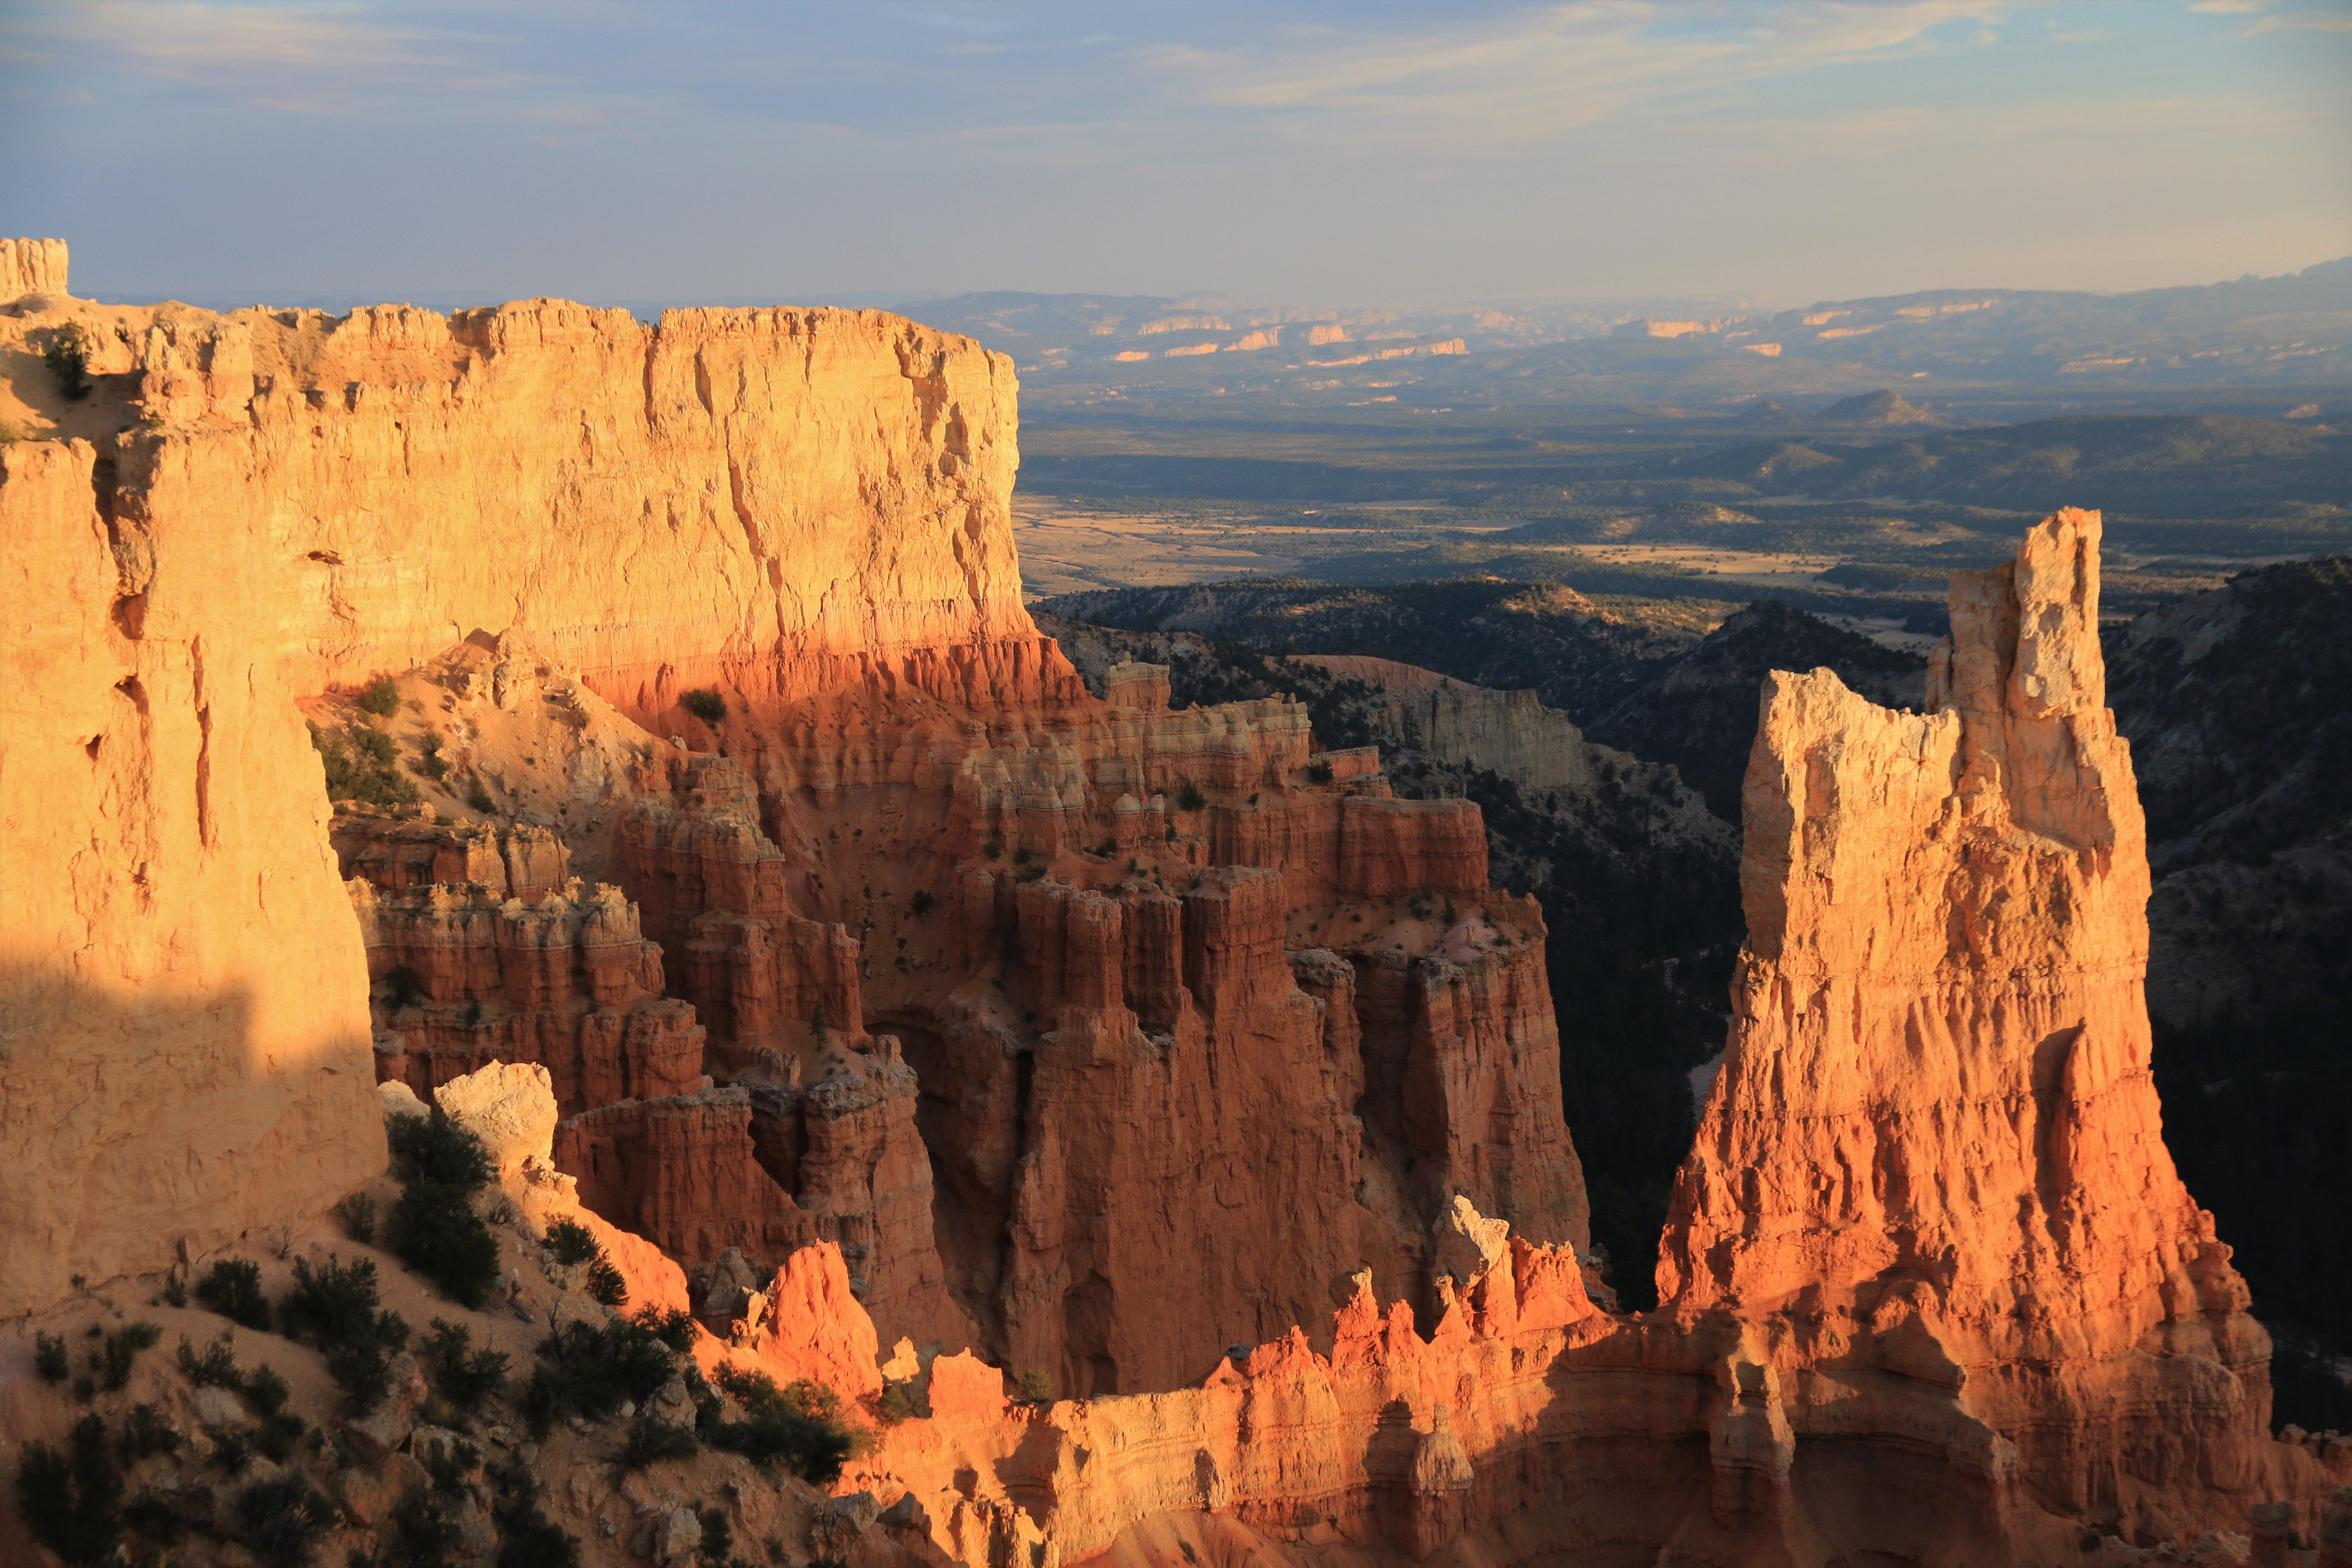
left=1660, top=508, right=2309, bottom=1541
left=8, top=236, right=2334, bottom=1564
left=0, top=253, right=1585, bottom=1400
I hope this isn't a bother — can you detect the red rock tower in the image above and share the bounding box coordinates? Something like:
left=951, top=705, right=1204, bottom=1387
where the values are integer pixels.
left=1659, top=508, right=2281, bottom=1537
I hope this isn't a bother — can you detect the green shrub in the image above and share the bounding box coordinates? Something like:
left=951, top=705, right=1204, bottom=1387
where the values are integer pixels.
left=176, top=1333, right=241, bottom=1387
left=424, top=1318, right=509, bottom=1413
left=244, top=1362, right=291, bottom=1415
left=1176, top=780, right=1207, bottom=812
left=681, top=688, right=727, bottom=725
left=877, top=1384, right=916, bottom=1424
left=196, top=1259, right=273, bottom=1330
left=703, top=1368, right=858, bottom=1484
left=43, top=324, right=93, bottom=402
left=312, top=721, right=422, bottom=808
left=389, top=1179, right=502, bottom=1309
left=542, top=1219, right=600, bottom=1267
left=630, top=1305, right=697, bottom=1354
left=617, top=1415, right=698, bottom=1472
left=381, top=1109, right=501, bottom=1308
left=1017, top=1370, right=1055, bottom=1405
left=1306, top=760, right=1334, bottom=785
left=117, top=1403, right=180, bottom=1463
left=909, top=889, right=934, bottom=916
left=388, top=1107, right=495, bottom=1191
left=34, top=1330, right=69, bottom=1384
left=278, top=1255, right=410, bottom=1413
left=334, top=1191, right=377, bottom=1244
left=158, top=1275, right=187, bottom=1308
left=279, top=1253, right=386, bottom=1344
left=15, top=1414, right=119, bottom=1565
left=251, top=1411, right=306, bottom=1464
left=414, top=731, right=451, bottom=783
left=487, top=1459, right=580, bottom=1568
left=355, top=674, right=401, bottom=717
left=235, top=1473, right=335, bottom=1568
left=210, top=1429, right=250, bottom=1475
left=466, top=784, right=496, bottom=813
left=100, top=1322, right=160, bottom=1392
left=582, top=1253, right=628, bottom=1308
left=519, top=1316, right=680, bottom=1434
left=699, top=1504, right=734, bottom=1563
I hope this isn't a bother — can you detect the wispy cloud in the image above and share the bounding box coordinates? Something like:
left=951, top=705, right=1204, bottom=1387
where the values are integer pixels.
left=2245, top=5, right=2352, bottom=31
left=1134, top=1, right=2009, bottom=147
left=0, top=1, right=644, bottom=123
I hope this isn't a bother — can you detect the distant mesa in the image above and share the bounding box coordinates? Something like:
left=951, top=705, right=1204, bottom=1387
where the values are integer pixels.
left=1138, top=313, right=1230, bottom=336
left=1740, top=342, right=1782, bottom=357
left=1114, top=349, right=1150, bottom=362
left=1818, top=388, right=1953, bottom=426
left=1611, top=315, right=1752, bottom=340
left=1163, top=342, right=1218, bottom=357
left=1307, top=323, right=1351, bottom=346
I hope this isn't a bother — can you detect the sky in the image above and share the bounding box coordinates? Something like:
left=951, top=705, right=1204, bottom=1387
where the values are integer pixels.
left=1, top=0, right=2347, bottom=311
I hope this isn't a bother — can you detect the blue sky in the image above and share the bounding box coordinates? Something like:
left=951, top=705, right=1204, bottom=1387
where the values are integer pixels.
left=2, top=1, right=2346, bottom=308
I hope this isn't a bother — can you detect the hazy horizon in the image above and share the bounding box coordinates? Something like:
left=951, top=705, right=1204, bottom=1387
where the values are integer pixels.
left=4, top=1, right=2347, bottom=309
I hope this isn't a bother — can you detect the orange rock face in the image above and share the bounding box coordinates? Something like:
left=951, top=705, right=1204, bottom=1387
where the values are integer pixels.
left=1657, top=509, right=2325, bottom=1542
left=16, top=241, right=2325, bottom=1560
left=0, top=433, right=384, bottom=1320
left=340, top=815, right=707, bottom=1112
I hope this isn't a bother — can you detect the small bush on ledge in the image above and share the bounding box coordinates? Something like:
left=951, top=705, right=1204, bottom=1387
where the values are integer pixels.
left=681, top=688, right=727, bottom=725
left=195, top=1259, right=272, bottom=1331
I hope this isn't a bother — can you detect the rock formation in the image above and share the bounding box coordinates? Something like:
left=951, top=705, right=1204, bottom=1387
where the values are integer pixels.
left=6, top=242, right=2335, bottom=1564
left=341, top=815, right=707, bottom=1113
left=1658, top=509, right=2317, bottom=1541
left=0, top=425, right=384, bottom=1320
left=0, top=257, right=1583, bottom=1406
left=0, top=236, right=68, bottom=300
left=1291, top=653, right=1620, bottom=795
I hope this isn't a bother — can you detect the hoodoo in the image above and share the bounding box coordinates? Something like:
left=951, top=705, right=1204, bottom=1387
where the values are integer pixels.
left=4, top=240, right=2344, bottom=1567
left=1657, top=507, right=2306, bottom=1539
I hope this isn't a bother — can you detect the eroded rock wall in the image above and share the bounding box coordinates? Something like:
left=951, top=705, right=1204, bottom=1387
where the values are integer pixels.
left=1659, top=509, right=2290, bottom=1539
left=0, top=436, right=384, bottom=1317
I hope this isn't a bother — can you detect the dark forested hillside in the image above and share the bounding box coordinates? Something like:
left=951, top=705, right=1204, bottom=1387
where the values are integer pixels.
left=2105, top=557, right=2352, bottom=1431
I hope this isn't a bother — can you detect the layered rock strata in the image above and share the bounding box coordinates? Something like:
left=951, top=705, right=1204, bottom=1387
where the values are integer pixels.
left=339, top=814, right=706, bottom=1112
left=612, top=663, right=1585, bottom=1392
left=1656, top=509, right=2321, bottom=1542
left=769, top=517, right=2341, bottom=1568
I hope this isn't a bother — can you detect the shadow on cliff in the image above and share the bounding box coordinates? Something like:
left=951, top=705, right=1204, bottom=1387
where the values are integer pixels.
left=0, top=957, right=385, bottom=1317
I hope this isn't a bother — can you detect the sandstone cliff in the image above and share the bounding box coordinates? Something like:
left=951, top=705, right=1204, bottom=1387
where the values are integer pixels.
left=0, top=237, right=68, bottom=300
left=0, top=434, right=385, bottom=1318
left=1658, top=509, right=2312, bottom=1540
left=0, top=258, right=1585, bottom=1409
